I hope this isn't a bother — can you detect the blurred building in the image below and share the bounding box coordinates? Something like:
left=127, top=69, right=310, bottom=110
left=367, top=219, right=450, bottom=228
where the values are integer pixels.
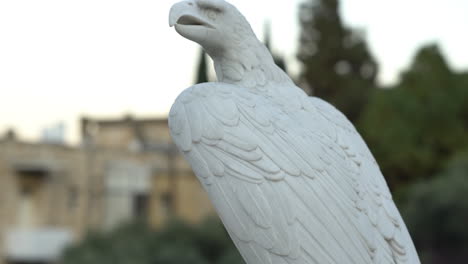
left=0, top=116, right=214, bottom=264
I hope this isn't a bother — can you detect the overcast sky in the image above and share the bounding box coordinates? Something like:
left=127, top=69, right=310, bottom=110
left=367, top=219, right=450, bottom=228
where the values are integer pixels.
left=0, top=0, right=467, bottom=144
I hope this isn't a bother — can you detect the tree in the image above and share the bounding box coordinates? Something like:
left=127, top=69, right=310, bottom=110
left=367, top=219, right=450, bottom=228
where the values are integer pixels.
left=60, top=217, right=243, bottom=264
left=399, top=153, right=468, bottom=264
left=297, top=0, right=378, bottom=121
left=359, top=44, right=468, bottom=189
left=195, top=48, right=209, bottom=84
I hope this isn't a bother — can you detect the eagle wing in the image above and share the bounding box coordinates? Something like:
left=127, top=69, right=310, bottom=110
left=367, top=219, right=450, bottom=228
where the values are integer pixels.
left=169, top=82, right=419, bottom=264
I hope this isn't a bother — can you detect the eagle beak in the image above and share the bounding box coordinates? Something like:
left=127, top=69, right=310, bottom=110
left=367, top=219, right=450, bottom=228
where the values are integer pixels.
left=169, top=0, right=217, bottom=46
left=169, top=1, right=214, bottom=28
left=169, top=1, right=188, bottom=27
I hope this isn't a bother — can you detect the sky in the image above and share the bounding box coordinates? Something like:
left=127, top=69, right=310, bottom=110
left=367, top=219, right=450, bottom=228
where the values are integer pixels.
left=0, top=0, right=467, bottom=144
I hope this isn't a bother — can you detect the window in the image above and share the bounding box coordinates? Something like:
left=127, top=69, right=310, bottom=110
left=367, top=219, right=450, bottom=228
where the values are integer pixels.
left=132, top=193, right=149, bottom=218
left=17, top=168, right=48, bottom=196
left=14, top=166, right=49, bottom=228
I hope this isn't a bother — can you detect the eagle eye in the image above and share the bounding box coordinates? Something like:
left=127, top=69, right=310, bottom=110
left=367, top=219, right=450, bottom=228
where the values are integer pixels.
left=198, top=2, right=223, bottom=21
left=197, top=0, right=224, bottom=13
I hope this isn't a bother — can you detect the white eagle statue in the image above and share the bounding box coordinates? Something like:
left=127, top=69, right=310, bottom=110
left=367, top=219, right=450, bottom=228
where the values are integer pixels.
left=168, top=0, right=420, bottom=263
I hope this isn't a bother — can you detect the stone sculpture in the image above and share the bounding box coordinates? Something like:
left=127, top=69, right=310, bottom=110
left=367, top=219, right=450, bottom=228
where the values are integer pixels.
left=168, top=0, right=420, bottom=263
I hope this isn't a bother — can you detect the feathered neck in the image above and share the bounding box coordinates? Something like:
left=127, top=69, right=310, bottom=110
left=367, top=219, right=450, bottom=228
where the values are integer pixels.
left=209, top=37, right=293, bottom=90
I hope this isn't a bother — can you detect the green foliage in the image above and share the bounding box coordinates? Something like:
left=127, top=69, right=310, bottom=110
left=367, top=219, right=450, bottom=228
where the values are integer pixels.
left=196, top=49, right=209, bottom=84
left=61, top=221, right=158, bottom=264
left=297, top=0, right=378, bottom=121
left=216, top=248, right=244, bottom=264
left=356, top=43, right=468, bottom=262
left=60, top=217, right=243, bottom=264
left=358, top=44, right=468, bottom=189
left=400, top=153, right=468, bottom=263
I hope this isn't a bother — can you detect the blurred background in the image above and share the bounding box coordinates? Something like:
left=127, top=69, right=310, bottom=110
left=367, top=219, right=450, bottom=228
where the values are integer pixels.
left=0, top=0, right=467, bottom=264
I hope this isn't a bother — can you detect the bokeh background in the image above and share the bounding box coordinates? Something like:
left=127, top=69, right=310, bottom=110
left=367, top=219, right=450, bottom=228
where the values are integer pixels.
left=0, top=0, right=467, bottom=264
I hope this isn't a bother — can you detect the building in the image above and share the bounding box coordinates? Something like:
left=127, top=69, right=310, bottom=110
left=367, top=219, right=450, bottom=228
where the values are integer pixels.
left=0, top=116, right=214, bottom=264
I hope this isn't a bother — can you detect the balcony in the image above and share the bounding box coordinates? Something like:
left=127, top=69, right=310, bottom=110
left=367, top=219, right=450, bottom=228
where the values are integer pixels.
left=5, top=228, right=73, bottom=263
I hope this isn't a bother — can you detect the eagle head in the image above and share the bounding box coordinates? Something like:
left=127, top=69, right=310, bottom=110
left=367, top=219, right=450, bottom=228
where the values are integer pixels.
left=169, top=0, right=255, bottom=56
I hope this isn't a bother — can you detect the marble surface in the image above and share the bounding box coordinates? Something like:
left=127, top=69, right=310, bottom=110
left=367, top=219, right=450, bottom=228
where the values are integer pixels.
left=169, top=1, right=420, bottom=263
